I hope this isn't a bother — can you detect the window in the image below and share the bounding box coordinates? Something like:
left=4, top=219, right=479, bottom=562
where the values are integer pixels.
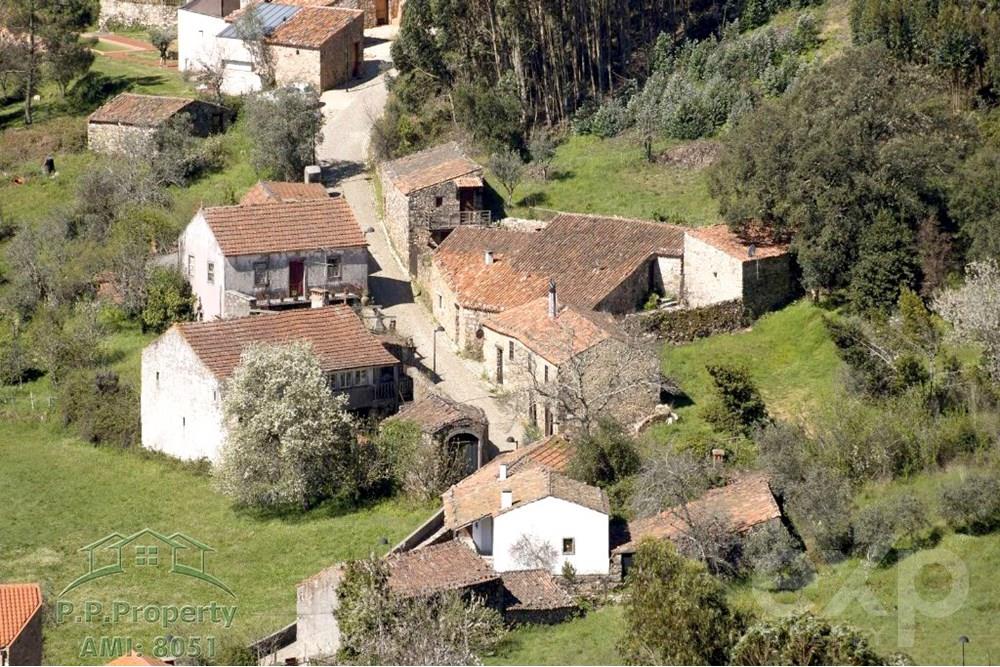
left=155, top=371, right=160, bottom=386
left=254, top=262, right=268, bottom=287
left=562, top=538, right=575, bottom=555
left=543, top=365, right=549, bottom=383
left=437, top=293, right=443, bottom=309
left=508, top=341, right=515, bottom=361
left=187, top=255, right=194, bottom=277
left=434, top=196, right=443, bottom=207
left=528, top=393, right=537, bottom=424
left=182, top=417, right=186, bottom=427
left=207, top=261, right=215, bottom=285
left=354, top=369, right=369, bottom=386
left=326, top=255, right=342, bottom=281
left=544, top=405, right=553, bottom=436
left=338, top=371, right=352, bottom=388
left=135, top=545, right=159, bottom=566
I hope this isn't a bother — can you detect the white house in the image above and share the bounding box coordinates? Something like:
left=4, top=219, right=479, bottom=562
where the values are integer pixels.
left=442, top=436, right=610, bottom=575
left=179, top=191, right=370, bottom=320
left=140, top=305, right=404, bottom=462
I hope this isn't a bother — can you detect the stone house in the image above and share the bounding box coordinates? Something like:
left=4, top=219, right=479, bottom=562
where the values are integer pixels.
left=87, top=93, right=228, bottom=155
left=683, top=225, right=794, bottom=316
left=140, top=305, right=406, bottom=462
left=379, top=142, right=488, bottom=278
left=389, top=392, right=489, bottom=475
left=331, top=0, right=403, bottom=28
left=179, top=0, right=363, bottom=94
left=178, top=194, right=369, bottom=320
left=612, top=473, right=783, bottom=578
left=430, top=213, right=685, bottom=353
left=0, top=583, right=43, bottom=666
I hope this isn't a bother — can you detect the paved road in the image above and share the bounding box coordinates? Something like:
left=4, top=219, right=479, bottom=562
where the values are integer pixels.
left=317, top=27, right=522, bottom=452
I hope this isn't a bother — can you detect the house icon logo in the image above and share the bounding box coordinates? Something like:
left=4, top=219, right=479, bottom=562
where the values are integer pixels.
left=60, top=528, right=235, bottom=597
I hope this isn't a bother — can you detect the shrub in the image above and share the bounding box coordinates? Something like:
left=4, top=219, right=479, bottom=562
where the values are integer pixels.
left=583, top=98, right=630, bottom=138
left=702, top=363, right=770, bottom=436
left=742, top=521, right=812, bottom=590
left=939, top=473, right=1000, bottom=533
left=568, top=417, right=641, bottom=488
left=851, top=494, right=930, bottom=563
left=142, top=267, right=197, bottom=333
left=58, top=369, right=140, bottom=448
left=731, top=612, right=892, bottom=666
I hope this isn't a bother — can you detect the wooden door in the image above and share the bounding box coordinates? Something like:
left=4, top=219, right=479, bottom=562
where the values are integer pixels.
left=289, top=260, right=305, bottom=298
left=458, top=187, right=475, bottom=211
left=375, top=0, right=388, bottom=24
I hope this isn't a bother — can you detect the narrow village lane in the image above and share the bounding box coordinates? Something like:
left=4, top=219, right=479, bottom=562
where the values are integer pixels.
left=316, top=27, right=522, bottom=451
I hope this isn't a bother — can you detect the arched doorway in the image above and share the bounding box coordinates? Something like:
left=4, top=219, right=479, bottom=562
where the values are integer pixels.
left=446, top=431, right=481, bottom=474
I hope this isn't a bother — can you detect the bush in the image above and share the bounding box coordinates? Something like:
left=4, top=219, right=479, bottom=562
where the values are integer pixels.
left=742, top=521, right=812, bottom=590
left=142, top=267, right=197, bottom=333
left=851, top=494, right=930, bottom=563
left=702, top=363, right=770, bottom=436
left=731, top=612, right=893, bottom=666
left=568, top=418, right=641, bottom=488
left=939, top=473, right=1000, bottom=533
left=576, top=98, right=629, bottom=138
left=58, top=369, right=140, bottom=448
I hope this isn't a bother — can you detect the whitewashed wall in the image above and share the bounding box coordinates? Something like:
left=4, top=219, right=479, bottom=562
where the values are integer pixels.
left=177, top=9, right=228, bottom=72
left=141, top=328, right=226, bottom=461
left=492, top=496, right=609, bottom=575
left=178, top=212, right=226, bottom=320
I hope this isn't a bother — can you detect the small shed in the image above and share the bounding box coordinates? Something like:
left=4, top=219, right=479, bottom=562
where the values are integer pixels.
left=87, top=93, right=229, bottom=155
left=392, top=392, right=489, bottom=473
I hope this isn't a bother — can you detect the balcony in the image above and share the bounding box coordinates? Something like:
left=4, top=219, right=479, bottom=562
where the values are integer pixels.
left=428, top=209, right=492, bottom=230
left=333, top=377, right=412, bottom=410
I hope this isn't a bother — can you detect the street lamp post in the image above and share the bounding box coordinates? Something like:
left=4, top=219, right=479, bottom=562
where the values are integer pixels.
left=959, top=635, right=970, bottom=666
left=432, top=326, right=445, bottom=377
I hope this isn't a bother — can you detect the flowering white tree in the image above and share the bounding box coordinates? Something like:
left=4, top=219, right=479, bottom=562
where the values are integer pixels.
left=216, top=342, right=355, bottom=509
left=934, top=260, right=1000, bottom=382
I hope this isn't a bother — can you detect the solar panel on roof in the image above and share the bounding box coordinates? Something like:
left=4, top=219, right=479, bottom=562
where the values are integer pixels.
left=217, top=3, right=299, bottom=38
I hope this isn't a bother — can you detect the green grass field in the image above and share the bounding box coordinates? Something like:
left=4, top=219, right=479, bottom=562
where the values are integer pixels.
left=485, top=134, right=722, bottom=225
left=490, top=606, right=625, bottom=666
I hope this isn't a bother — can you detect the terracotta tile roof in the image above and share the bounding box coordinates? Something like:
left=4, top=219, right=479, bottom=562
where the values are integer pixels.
left=500, top=570, right=575, bottom=611
left=240, top=181, right=330, bottom=205
left=201, top=198, right=366, bottom=256
left=173, top=306, right=399, bottom=379
left=0, top=583, right=41, bottom=648
left=443, top=463, right=607, bottom=530
left=386, top=541, right=499, bottom=597
left=267, top=6, right=362, bottom=48
left=393, top=393, right=487, bottom=435
left=614, top=473, right=781, bottom=554
left=434, top=214, right=684, bottom=313
left=382, top=142, right=482, bottom=195
left=482, top=297, right=616, bottom=365
left=88, top=93, right=196, bottom=127
left=106, top=653, right=169, bottom=666
left=507, top=434, right=574, bottom=475
left=686, top=225, right=789, bottom=261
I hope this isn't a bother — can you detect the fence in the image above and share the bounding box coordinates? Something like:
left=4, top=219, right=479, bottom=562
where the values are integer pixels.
left=0, top=390, right=57, bottom=422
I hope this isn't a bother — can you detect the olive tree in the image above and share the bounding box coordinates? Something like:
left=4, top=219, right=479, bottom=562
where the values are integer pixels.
left=244, top=86, right=325, bottom=181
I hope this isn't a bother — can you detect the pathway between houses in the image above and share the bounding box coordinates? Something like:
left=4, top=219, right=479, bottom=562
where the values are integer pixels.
left=316, top=26, right=522, bottom=452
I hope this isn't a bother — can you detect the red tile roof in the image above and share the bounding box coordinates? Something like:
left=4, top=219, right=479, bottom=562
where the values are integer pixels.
left=393, top=393, right=487, bottom=435
left=500, top=570, right=575, bottom=610
left=382, top=142, right=482, bottom=195
left=202, top=198, right=366, bottom=256
left=386, top=541, right=499, bottom=597
left=482, top=297, right=616, bottom=365
left=686, top=225, right=789, bottom=261
left=507, top=435, right=574, bottom=476
left=106, top=653, right=169, bottom=666
left=267, top=6, right=362, bottom=48
left=239, top=181, right=330, bottom=205
left=434, top=213, right=684, bottom=313
left=88, top=93, right=196, bottom=127
left=614, top=474, right=781, bottom=554
left=173, top=306, right=399, bottom=379
left=0, top=583, right=41, bottom=648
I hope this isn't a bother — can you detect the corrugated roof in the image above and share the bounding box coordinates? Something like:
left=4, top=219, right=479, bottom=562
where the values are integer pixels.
left=0, top=583, right=42, bottom=648
left=382, top=142, right=482, bottom=195
left=172, top=306, right=399, bottom=380
left=217, top=2, right=299, bottom=38
left=201, top=198, right=366, bottom=256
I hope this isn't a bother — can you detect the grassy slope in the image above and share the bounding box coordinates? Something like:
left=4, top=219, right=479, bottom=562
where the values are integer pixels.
left=489, top=606, right=625, bottom=666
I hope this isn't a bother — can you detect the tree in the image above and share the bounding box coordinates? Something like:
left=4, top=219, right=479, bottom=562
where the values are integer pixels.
left=619, top=539, right=746, bottom=665
left=243, top=86, right=324, bottom=181
left=148, top=26, right=175, bottom=63
left=528, top=129, right=557, bottom=180
left=849, top=211, right=918, bottom=313
left=568, top=417, right=640, bottom=488
left=216, top=342, right=356, bottom=510
left=731, top=613, right=893, bottom=665
left=42, top=35, right=92, bottom=97
left=336, top=556, right=506, bottom=665
left=488, top=148, right=524, bottom=207
left=951, top=144, right=1000, bottom=261
left=934, top=260, right=1000, bottom=382
left=233, top=6, right=275, bottom=88
left=702, top=363, right=770, bottom=436
left=377, top=418, right=469, bottom=500
left=141, top=267, right=197, bottom=333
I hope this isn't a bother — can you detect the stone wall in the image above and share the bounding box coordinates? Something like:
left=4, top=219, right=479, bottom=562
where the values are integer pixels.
left=742, top=254, right=796, bottom=316
left=272, top=45, right=323, bottom=91
left=318, top=12, right=363, bottom=88
left=296, top=565, right=343, bottom=662
left=223, top=246, right=369, bottom=307
left=99, top=0, right=179, bottom=29
left=428, top=258, right=489, bottom=353
left=380, top=169, right=412, bottom=271
left=595, top=258, right=657, bottom=315
left=87, top=122, right=156, bottom=155
left=7, top=608, right=43, bottom=665
left=625, top=299, right=749, bottom=343
left=683, top=233, right=745, bottom=308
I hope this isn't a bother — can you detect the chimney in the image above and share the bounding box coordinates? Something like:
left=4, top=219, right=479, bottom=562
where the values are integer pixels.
left=304, top=165, right=322, bottom=183
left=309, top=288, right=328, bottom=309
left=500, top=490, right=513, bottom=509
left=498, top=463, right=508, bottom=480
left=484, top=250, right=495, bottom=265
left=547, top=280, right=557, bottom=318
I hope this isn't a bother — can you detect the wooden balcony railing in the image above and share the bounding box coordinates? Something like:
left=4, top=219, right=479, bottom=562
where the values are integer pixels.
left=428, top=210, right=492, bottom=230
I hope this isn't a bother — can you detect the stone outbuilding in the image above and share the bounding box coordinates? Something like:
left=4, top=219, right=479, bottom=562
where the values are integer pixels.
left=0, top=583, right=43, bottom=666
left=178, top=192, right=369, bottom=320
left=331, top=0, right=403, bottom=28
left=379, top=142, right=488, bottom=278
left=87, top=93, right=229, bottom=155
left=140, top=306, right=407, bottom=462
left=391, top=392, right=489, bottom=474
left=683, top=225, right=794, bottom=316
left=179, top=0, right=364, bottom=95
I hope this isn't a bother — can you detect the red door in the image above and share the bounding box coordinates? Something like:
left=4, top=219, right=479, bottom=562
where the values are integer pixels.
left=289, top=260, right=305, bottom=298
